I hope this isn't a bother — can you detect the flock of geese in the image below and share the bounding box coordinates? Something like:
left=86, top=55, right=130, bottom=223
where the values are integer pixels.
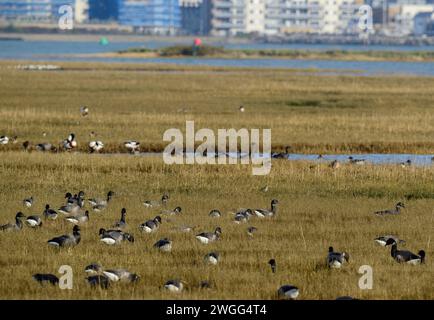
left=0, top=106, right=429, bottom=299
left=0, top=187, right=427, bottom=299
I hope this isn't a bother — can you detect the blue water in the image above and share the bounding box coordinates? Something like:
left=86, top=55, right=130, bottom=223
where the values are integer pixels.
left=137, top=152, right=433, bottom=166
left=1, top=40, right=434, bottom=76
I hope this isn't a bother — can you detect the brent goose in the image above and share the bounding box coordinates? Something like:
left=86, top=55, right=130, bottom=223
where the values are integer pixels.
left=374, top=235, right=405, bottom=246
left=47, top=225, right=81, bottom=248
left=25, top=215, right=43, bottom=228
left=272, top=146, right=290, bottom=159
left=86, top=275, right=110, bottom=289
left=85, top=263, right=102, bottom=275
left=113, top=208, right=127, bottom=229
left=268, top=259, right=276, bottom=273
left=348, top=156, right=366, bottom=165
left=277, top=285, right=299, bottom=300
left=66, top=210, right=89, bottom=225
left=32, top=274, right=59, bottom=286
left=254, top=199, right=278, bottom=218
left=88, top=191, right=114, bottom=211
left=102, top=269, right=139, bottom=283
left=23, top=196, right=34, bottom=208
left=0, top=212, right=26, bottom=232
left=99, top=228, right=134, bottom=245
left=196, top=227, right=222, bottom=244
left=43, top=204, right=58, bottom=220
left=204, top=252, right=219, bottom=265
left=327, top=247, right=350, bottom=269
left=387, top=239, right=426, bottom=265
left=209, top=209, right=221, bottom=218
left=374, top=202, right=405, bottom=216
left=153, top=238, right=172, bottom=252
left=139, top=216, right=162, bottom=233
left=164, top=279, right=184, bottom=292
left=63, top=133, right=77, bottom=150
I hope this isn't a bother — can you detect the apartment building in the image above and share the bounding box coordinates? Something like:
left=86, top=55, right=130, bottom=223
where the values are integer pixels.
left=211, top=0, right=365, bottom=36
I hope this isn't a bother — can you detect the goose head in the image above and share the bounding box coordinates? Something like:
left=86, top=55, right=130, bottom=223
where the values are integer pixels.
left=107, top=191, right=114, bottom=199
left=121, top=208, right=127, bottom=217
left=214, top=227, right=222, bottom=235
left=328, top=246, right=334, bottom=253
left=16, top=212, right=26, bottom=219
left=396, top=202, right=405, bottom=209
left=124, top=233, right=134, bottom=243
left=98, top=228, right=106, bottom=236
left=154, top=216, right=162, bottom=224
left=174, top=207, right=182, bottom=214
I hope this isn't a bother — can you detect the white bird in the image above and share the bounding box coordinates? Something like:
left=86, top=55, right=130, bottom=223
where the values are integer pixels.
left=63, top=133, right=77, bottom=150
left=124, top=141, right=140, bottom=153
left=89, top=140, right=104, bottom=153
left=80, top=106, right=89, bottom=117
left=0, top=136, right=9, bottom=145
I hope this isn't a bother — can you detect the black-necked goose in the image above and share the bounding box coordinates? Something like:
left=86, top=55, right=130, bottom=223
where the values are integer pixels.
left=47, top=225, right=81, bottom=248
left=195, top=227, right=222, bottom=244
left=400, top=159, right=412, bottom=168
left=113, top=208, right=127, bottom=229
left=327, top=247, right=350, bottom=269
left=139, top=215, right=162, bottom=233
left=247, top=226, right=258, bottom=237
left=58, top=203, right=81, bottom=216
left=23, top=196, right=34, bottom=208
left=88, top=191, right=114, bottom=211
left=234, top=211, right=250, bottom=224
left=43, top=204, right=58, bottom=220
left=277, top=285, right=299, bottom=300
left=66, top=210, right=89, bottom=225
left=209, top=209, right=221, bottom=218
left=374, top=235, right=405, bottom=246
left=254, top=199, right=278, bottom=218
left=89, top=140, right=104, bottom=153
left=348, top=156, right=366, bottom=165
left=162, top=206, right=182, bottom=215
left=387, top=239, right=426, bottom=265
left=272, top=146, right=290, bottom=159
left=80, top=106, right=89, bottom=117
left=32, top=274, right=59, bottom=286
left=0, top=135, right=9, bottom=145
left=164, top=279, right=184, bottom=293
left=153, top=238, right=172, bottom=252
left=0, top=212, right=26, bottom=232
left=268, top=259, right=276, bottom=273
left=63, top=133, right=77, bottom=150
left=86, top=275, right=110, bottom=289
left=204, top=252, right=219, bottom=265
left=85, top=263, right=102, bottom=275
left=102, top=269, right=139, bottom=283
left=99, top=228, right=134, bottom=245
left=374, top=202, right=405, bottom=216
left=125, top=141, right=140, bottom=154
left=25, top=215, right=43, bottom=228
left=145, top=193, right=170, bottom=208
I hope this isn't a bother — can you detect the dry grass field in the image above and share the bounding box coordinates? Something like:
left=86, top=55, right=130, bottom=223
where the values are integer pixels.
left=0, top=61, right=433, bottom=300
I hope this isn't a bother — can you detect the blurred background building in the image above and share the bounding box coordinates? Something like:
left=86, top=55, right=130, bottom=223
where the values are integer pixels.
left=0, top=0, right=433, bottom=37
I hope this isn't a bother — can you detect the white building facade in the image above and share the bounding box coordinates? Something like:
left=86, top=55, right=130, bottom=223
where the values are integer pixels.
left=211, top=0, right=365, bottom=36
